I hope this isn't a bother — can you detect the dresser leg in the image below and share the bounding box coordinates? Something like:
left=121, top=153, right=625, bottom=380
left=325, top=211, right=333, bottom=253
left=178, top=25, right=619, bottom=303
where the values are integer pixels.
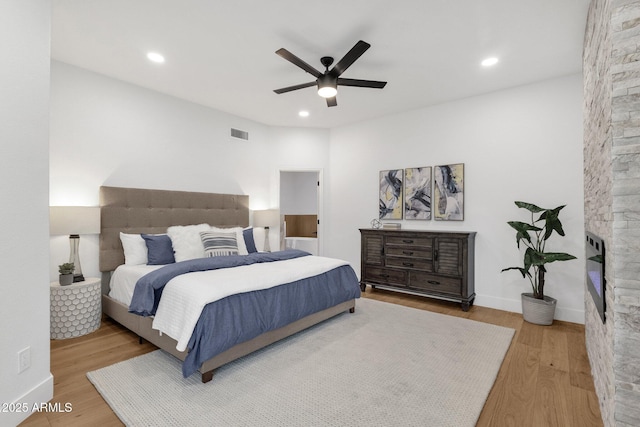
left=360, top=283, right=366, bottom=292
left=461, top=298, right=474, bottom=312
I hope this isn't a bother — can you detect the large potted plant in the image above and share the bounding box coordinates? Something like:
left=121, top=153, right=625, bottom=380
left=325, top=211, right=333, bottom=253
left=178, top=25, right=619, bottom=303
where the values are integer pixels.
left=501, top=201, right=576, bottom=325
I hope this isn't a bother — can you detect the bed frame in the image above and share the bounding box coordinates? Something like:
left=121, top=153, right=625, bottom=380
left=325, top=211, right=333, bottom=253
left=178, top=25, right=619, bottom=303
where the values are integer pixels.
left=99, top=186, right=355, bottom=383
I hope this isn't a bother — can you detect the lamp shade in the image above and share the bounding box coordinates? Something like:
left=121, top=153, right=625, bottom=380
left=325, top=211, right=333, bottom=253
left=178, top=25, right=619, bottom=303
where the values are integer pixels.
left=50, top=206, right=101, bottom=235
left=253, top=209, right=279, bottom=228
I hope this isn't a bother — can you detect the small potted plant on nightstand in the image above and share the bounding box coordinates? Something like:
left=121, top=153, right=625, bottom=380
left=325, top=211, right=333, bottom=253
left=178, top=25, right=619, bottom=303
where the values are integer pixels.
left=58, top=262, right=74, bottom=286
left=501, top=201, right=577, bottom=325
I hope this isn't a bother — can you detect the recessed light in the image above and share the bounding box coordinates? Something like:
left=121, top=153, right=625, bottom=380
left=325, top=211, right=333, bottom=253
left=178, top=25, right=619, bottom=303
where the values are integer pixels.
left=298, top=110, right=310, bottom=117
left=481, top=57, right=499, bottom=67
left=147, top=52, right=165, bottom=63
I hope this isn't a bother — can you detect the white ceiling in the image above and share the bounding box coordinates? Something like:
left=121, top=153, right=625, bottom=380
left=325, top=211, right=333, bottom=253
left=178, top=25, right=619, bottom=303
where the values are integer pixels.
left=51, top=0, right=590, bottom=129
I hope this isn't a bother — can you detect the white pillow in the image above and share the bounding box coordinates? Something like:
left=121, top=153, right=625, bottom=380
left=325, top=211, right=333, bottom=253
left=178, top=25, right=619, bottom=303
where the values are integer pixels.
left=210, top=226, right=249, bottom=255
left=167, top=223, right=210, bottom=262
left=252, top=227, right=266, bottom=252
left=120, top=232, right=147, bottom=265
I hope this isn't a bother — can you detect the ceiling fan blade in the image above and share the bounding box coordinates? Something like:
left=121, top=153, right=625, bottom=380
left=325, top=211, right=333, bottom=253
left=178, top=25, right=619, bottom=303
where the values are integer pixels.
left=326, top=96, right=337, bottom=107
left=276, top=48, right=322, bottom=78
left=330, top=40, right=371, bottom=77
left=274, top=81, right=317, bottom=94
left=337, top=78, right=387, bottom=89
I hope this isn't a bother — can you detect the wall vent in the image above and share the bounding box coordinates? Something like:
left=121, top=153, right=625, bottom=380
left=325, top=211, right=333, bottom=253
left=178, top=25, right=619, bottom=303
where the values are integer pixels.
left=230, top=128, right=249, bottom=140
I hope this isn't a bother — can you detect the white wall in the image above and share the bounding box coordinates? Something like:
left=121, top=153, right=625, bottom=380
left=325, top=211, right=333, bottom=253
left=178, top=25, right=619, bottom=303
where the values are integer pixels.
left=49, top=62, right=331, bottom=279
left=327, top=74, right=585, bottom=323
left=0, top=1, right=53, bottom=425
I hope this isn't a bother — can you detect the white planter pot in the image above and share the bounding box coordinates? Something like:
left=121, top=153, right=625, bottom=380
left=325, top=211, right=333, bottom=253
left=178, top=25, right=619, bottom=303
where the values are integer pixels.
left=521, top=293, right=556, bottom=325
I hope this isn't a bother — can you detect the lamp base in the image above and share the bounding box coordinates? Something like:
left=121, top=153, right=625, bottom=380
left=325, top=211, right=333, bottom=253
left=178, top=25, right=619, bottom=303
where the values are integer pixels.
left=264, top=227, right=271, bottom=252
left=69, top=234, right=85, bottom=283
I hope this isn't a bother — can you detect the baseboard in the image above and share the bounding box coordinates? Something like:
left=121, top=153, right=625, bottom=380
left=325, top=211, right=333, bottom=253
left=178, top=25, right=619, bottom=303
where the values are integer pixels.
left=4, top=373, right=53, bottom=427
left=475, top=295, right=585, bottom=324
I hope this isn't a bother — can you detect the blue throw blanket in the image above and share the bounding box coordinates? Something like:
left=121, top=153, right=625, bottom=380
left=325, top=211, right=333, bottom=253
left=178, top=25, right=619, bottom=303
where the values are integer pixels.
left=128, top=249, right=311, bottom=316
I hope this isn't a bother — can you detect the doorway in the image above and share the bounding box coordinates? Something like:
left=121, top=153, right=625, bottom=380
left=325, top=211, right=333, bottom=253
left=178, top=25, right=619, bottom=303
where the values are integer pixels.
left=279, top=170, right=322, bottom=255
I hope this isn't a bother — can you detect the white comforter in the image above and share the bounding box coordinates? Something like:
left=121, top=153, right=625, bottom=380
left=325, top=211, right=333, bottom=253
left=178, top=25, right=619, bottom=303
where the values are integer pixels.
left=109, top=264, right=162, bottom=306
left=151, top=256, right=349, bottom=352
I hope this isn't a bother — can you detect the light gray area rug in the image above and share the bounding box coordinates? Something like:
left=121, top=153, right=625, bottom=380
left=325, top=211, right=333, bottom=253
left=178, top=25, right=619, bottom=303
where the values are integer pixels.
left=87, top=298, right=514, bottom=427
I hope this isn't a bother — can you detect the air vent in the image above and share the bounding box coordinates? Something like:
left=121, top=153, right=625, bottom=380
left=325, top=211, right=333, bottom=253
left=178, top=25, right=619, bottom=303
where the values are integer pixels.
left=230, top=128, right=249, bottom=140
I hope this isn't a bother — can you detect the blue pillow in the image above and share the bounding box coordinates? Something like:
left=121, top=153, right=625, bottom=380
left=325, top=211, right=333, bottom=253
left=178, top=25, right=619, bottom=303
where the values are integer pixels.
left=141, top=234, right=175, bottom=265
left=243, top=228, right=258, bottom=253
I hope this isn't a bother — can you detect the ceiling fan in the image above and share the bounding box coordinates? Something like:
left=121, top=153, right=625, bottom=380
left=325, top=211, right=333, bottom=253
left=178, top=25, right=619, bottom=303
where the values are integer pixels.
left=273, top=40, right=387, bottom=107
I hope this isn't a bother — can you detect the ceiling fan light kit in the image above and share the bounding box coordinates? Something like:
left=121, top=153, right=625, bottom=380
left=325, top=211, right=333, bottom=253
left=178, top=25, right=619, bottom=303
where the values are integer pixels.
left=317, top=75, right=337, bottom=98
left=274, top=40, right=387, bottom=107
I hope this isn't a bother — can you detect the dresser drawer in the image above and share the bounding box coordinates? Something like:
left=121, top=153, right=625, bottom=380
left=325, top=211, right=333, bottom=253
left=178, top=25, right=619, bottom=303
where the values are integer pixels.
left=363, top=266, right=407, bottom=286
left=385, top=246, right=433, bottom=259
left=386, top=256, right=433, bottom=272
left=386, top=236, right=433, bottom=247
left=409, top=272, right=461, bottom=295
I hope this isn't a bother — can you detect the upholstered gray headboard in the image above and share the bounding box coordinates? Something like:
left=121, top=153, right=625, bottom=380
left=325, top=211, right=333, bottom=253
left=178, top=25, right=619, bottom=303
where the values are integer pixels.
left=99, top=186, right=249, bottom=272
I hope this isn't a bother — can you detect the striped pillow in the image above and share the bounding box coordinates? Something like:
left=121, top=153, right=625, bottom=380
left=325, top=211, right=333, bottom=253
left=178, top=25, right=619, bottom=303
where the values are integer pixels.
left=200, top=231, right=239, bottom=257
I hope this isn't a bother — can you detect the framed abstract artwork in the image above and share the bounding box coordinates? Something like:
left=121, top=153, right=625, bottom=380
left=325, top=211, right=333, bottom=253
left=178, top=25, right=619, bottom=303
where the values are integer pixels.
left=379, top=169, right=403, bottom=220
left=404, top=167, right=432, bottom=220
left=434, top=163, right=464, bottom=221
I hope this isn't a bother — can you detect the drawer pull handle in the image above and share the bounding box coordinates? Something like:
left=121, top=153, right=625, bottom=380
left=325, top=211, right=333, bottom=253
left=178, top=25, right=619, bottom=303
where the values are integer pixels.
left=381, top=274, right=389, bottom=278
left=402, top=239, right=414, bottom=243
left=403, top=251, right=414, bottom=255
left=427, top=280, right=441, bottom=285
left=402, top=262, right=414, bottom=267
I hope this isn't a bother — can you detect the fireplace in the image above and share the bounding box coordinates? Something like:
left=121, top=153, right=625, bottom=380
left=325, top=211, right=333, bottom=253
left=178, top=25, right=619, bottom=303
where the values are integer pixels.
left=586, top=232, right=606, bottom=323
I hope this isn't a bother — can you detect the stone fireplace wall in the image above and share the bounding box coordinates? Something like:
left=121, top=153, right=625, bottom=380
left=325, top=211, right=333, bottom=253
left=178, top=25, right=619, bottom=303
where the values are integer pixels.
left=584, top=0, right=640, bottom=425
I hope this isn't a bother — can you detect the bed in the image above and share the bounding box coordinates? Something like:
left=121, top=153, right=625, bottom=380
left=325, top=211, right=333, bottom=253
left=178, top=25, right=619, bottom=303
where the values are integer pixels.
left=99, top=186, right=360, bottom=383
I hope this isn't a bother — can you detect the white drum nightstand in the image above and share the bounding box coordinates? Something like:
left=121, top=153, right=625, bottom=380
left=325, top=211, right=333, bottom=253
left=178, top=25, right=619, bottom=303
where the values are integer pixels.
left=50, top=277, right=102, bottom=339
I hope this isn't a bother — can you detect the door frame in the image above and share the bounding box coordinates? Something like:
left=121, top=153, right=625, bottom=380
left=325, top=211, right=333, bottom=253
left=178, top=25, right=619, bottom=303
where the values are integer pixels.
left=278, top=168, right=323, bottom=255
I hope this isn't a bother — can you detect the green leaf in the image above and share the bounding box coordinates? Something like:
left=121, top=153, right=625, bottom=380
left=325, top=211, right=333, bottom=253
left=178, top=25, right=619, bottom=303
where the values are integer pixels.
left=507, top=221, right=541, bottom=247
left=541, top=252, right=576, bottom=263
left=523, top=247, right=544, bottom=270
left=507, top=221, right=542, bottom=233
left=501, top=266, right=531, bottom=278
left=515, top=201, right=545, bottom=213
left=540, top=205, right=566, bottom=240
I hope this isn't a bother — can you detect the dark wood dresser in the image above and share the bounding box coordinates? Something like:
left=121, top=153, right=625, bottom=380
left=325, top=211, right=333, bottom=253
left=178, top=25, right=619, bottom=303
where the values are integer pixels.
left=359, top=229, right=476, bottom=311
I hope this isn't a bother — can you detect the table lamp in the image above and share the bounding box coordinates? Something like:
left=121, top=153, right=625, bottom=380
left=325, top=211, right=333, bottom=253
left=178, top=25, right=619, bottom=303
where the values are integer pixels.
left=50, top=206, right=100, bottom=282
left=253, top=209, right=279, bottom=252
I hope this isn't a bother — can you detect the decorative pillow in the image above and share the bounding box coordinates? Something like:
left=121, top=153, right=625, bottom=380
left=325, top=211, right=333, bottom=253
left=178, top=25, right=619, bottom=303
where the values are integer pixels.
left=243, top=227, right=258, bottom=253
left=200, top=231, right=239, bottom=257
left=120, top=232, right=148, bottom=265
left=141, top=234, right=175, bottom=265
left=210, top=226, right=249, bottom=255
left=167, top=223, right=210, bottom=262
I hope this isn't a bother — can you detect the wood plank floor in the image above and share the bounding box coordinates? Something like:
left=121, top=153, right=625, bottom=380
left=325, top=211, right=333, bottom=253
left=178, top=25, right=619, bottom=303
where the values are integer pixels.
left=20, top=288, right=603, bottom=427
